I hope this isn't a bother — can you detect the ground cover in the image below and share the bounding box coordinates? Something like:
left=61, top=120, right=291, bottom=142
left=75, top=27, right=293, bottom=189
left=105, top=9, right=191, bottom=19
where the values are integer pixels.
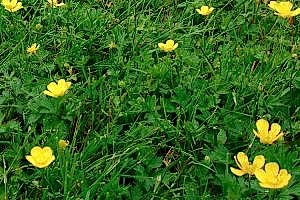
left=0, top=0, right=299, bottom=199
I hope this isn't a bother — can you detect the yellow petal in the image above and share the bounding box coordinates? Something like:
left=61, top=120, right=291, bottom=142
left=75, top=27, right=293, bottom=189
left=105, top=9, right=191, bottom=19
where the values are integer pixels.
left=278, top=169, right=292, bottom=184
left=271, top=132, right=284, bottom=144
left=253, top=129, right=260, bottom=138
left=195, top=9, right=201, bottom=14
left=65, top=81, right=71, bottom=88
left=47, top=82, right=58, bottom=93
left=11, top=0, right=17, bottom=5
left=254, top=169, right=268, bottom=183
left=268, top=1, right=279, bottom=10
left=292, top=8, right=300, bottom=16
left=1, top=0, right=9, bottom=5
left=56, top=2, right=65, bottom=7
left=42, top=146, right=53, bottom=155
left=269, top=123, right=281, bottom=137
left=252, top=155, right=265, bottom=170
left=230, top=167, right=247, bottom=176
left=58, top=140, right=69, bottom=149
left=26, top=155, right=38, bottom=167
left=279, top=1, right=293, bottom=11
left=57, top=79, right=66, bottom=86
left=265, top=162, right=279, bottom=177
left=201, top=6, right=209, bottom=11
left=256, top=119, right=269, bottom=136
left=236, top=152, right=249, bottom=169
left=30, top=146, right=43, bottom=157
left=43, top=90, right=58, bottom=98
left=259, top=182, right=276, bottom=189
left=173, top=43, right=178, bottom=50
left=166, top=40, right=175, bottom=47
left=158, top=43, right=165, bottom=49
left=34, top=155, right=55, bottom=168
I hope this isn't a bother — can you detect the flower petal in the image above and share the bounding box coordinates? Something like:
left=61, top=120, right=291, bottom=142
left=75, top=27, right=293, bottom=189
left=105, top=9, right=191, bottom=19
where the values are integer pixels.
left=236, top=152, right=249, bottom=169
left=268, top=1, right=279, bottom=10
left=173, top=43, right=178, bottom=50
left=47, top=82, right=58, bottom=93
left=269, top=123, right=281, bottom=137
left=195, top=9, right=201, bottom=14
left=259, top=182, right=276, bottom=189
left=158, top=43, right=165, bottom=49
left=252, top=155, right=265, bottom=170
left=279, top=1, right=293, bottom=11
left=230, top=167, right=247, bottom=176
left=265, top=162, right=279, bottom=177
left=43, top=90, right=57, bottom=98
left=278, top=169, right=292, bottom=186
left=256, top=119, right=269, bottom=136
left=166, top=40, right=174, bottom=47
left=271, top=132, right=284, bottom=144
left=26, top=155, right=38, bottom=167
left=11, top=0, right=17, bottom=5
left=292, top=8, right=300, bottom=16
left=57, top=79, right=66, bottom=86
left=30, top=146, right=43, bottom=157
left=42, top=146, right=53, bottom=155
left=255, top=169, right=268, bottom=183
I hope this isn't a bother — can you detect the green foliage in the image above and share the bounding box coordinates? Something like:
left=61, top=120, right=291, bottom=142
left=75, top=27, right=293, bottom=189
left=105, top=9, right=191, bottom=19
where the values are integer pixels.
left=0, top=0, right=299, bottom=199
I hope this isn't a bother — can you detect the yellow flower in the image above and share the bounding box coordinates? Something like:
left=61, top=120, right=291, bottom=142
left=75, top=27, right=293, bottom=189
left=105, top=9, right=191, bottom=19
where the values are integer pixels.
left=253, top=119, right=284, bottom=144
left=268, top=1, right=300, bottom=18
left=58, top=139, right=69, bottom=149
left=196, top=6, right=214, bottom=16
left=108, top=41, right=117, bottom=49
left=158, top=40, right=178, bottom=52
left=1, top=0, right=23, bottom=12
left=255, top=162, right=292, bottom=189
left=48, top=0, right=65, bottom=7
left=26, top=146, right=55, bottom=168
left=27, top=43, right=39, bottom=55
left=43, top=79, right=71, bottom=98
left=230, top=152, right=265, bottom=176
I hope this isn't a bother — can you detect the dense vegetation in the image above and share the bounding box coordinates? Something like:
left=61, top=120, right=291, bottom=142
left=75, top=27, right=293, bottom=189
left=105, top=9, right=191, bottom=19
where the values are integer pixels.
left=0, top=0, right=299, bottom=199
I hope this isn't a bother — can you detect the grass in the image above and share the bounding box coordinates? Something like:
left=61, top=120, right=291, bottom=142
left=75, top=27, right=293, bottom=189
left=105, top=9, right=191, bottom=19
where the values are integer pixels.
left=0, top=0, right=300, bottom=199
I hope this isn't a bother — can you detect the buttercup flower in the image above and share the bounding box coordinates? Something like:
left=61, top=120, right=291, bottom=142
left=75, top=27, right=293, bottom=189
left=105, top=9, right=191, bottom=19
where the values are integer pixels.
left=230, top=152, right=265, bottom=176
left=27, top=43, right=39, bottom=55
left=255, top=162, right=292, bottom=189
left=43, top=79, right=71, bottom=98
left=196, top=6, right=214, bottom=16
left=268, top=1, right=300, bottom=18
left=48, top=0, right=65, bottom=7
left=1, top=0, right=23, bottom=12
left=158, top=40, right=178, bottom=52
left=58, top=139, right=69, bottom=149
left=253, top=119, right=283, bottom=144
left=26, top=146, right=55, bottom=168
left=108, top=41, right=117, bottom=49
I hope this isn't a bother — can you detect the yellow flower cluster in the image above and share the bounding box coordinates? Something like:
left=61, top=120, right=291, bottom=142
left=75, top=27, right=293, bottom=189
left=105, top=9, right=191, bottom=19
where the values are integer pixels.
left=3, top=1, right=72, bottom=169
left=1, top=0, right=65, bottom=12
left=230, top=152, right=291, bottom=189
left=157, top=1, right=300, bottom=52
left=230, top=119, right=292, bottom=189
